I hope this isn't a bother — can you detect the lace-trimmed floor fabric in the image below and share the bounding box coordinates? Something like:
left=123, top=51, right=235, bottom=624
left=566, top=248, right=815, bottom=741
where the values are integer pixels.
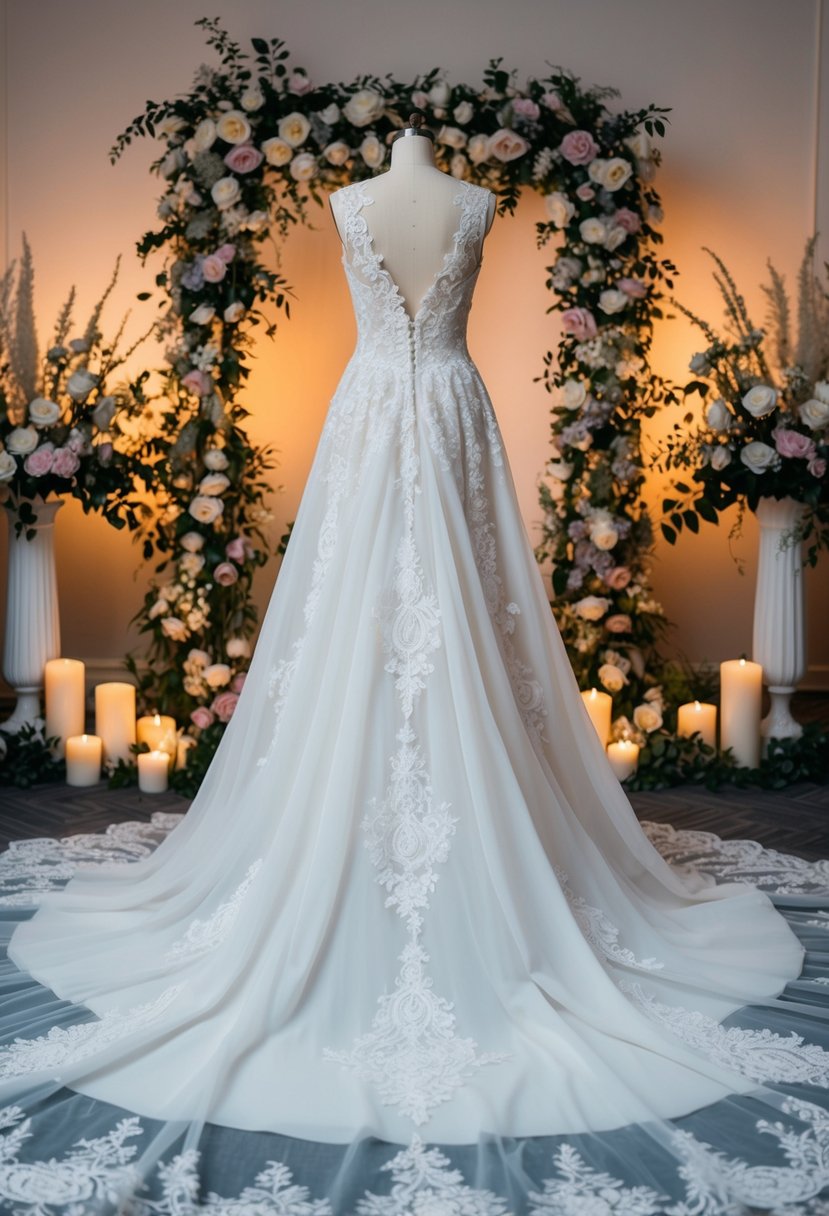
left=1, top=174, right=829, bottom=1209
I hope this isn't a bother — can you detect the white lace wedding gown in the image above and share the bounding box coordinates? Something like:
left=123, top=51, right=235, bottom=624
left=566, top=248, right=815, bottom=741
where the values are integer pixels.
left=1, top=178, right=829, bottom=1211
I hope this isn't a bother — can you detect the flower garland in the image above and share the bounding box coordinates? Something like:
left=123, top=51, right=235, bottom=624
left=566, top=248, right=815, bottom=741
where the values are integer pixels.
left=112, top=17, right=676, bottom=759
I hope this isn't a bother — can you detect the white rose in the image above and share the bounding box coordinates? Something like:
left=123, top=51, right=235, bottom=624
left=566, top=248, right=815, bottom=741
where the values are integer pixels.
left=215, top=110, right=251, bottom=145
left=587, top=158, right=609, bottom=185
left=190, top=303, right=216, bottom=325
left=319, top=103, right=340, bottom=125
left=467, top=133, right=491, bottom=164
left=211, top=176, right=242, bottom=210
left=243, top=209, right=268, bottom=232
left=599, top=288, right=628, bottom=315
left=450, top=153, right=468, bottom=179
left=0, top=450, right=16, bottom=481
left=66, top=369, right=98, bottom=401
left=740, top=440, right=780, bottom=474
left=240, top=87, right=264, bottom=112
left=625, top=131, right=652, bottom=160
left=814, top=380, right=829, bottom=405
left=323, top=140, right=350, bottom=166
left=5, top=426, right=38, bottom=455
left=561, top=379, right=588, bottom=411
left=91, top=396, right=117, bottom=431
left=604, top=225, right=628, bottom=251
left=633, top=703, right=663, bottom=733
left=188, top=495, right=224, bottom=524
left=711, top=445, right=732, bottom=470
left=28, top=397, right=61, bottom=427
left=261, top=138, right=293, bottom=167
left=579, top=217, right=606, bottom=245
left=223, top=301, right=246, bottom=323
left=800, top=395, right=829, bottom=430
left=199, top=471, right=230, bottom=496
left=437, top=125, right=467, bottom=149
left=289, top=153, right=318, bottom=181
left=160, top=616, right=189, bottom=641
left=226, top=636, right=251, bottom=659
left=157, top=115, right=187, bottom=138
left=544, top=191, right=575, bottom=229
left=278, top=111, right=311, bottom=148
left=428, top=80, right=452, bottom=106
left=192, top=118, right=217, bottom=151
left=742, top=384, right=778, bottom=418
left=602, top=157, right=633, bottom=191
left=359, top=135, right=385, bottom=169
left=589, top=520, right=619, bottom=551
left=180, top=552, right=206, bottom=578
left=706, top=398, right=731, bottom=431
left=205, top=662, right=232, bottom=688
left=453, top=100, right=474, bottom=124
left=161, top=148, right=187, bottom=178
left=148, top=598, right=167, bottom=620
left=575, top=595, right=611, bottom=621
left=599, top=663, right=628, bottom=692
left=203, top=448, right=229, bottom=471
left=689, top=352, right=709, bottom=374
left=546, top=459, right=573, bottom=480
left=343, top=89, right=385, bottom=128
left=180, top=531, right=205, bottom=552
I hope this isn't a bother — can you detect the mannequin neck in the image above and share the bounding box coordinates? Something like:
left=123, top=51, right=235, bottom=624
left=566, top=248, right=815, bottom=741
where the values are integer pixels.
left=389, top=134, right=436, bottom=170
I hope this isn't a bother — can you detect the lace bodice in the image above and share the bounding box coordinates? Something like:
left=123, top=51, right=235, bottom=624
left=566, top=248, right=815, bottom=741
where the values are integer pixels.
left=331, top=179, right=493, bottom=368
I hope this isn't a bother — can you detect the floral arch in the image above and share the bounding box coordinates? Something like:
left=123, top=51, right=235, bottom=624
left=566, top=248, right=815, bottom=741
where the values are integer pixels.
left=111, top=17, right=677, bottom=777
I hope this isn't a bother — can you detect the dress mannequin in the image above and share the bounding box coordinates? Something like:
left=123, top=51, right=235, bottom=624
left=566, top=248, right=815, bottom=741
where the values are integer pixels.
left=329, top=114, right=497, bottom=321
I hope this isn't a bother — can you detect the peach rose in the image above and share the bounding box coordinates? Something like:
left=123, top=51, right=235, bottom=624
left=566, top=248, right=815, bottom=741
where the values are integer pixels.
left=605, top=614, right=632, bottom=634
left=488, top=129, right=530, bottom=163
left=214, top=561, right=239, bottom=586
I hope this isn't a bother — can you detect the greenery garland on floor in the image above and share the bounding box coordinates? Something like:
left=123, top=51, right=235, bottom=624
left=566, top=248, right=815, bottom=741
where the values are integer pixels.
left=109, top=16, right=680, bottom=759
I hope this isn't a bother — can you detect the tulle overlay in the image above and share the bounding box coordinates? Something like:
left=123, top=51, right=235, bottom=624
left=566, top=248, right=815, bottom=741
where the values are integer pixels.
left=0, top=178, right=828, bottom=1210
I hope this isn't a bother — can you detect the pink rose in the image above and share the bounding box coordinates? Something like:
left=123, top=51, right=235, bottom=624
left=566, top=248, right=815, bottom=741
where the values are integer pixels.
left=576, top=183, right=595, bottom=201
left=190, top=706, right=215, bottom=730
left=97, top=442, right=113, bottom=466
left=808, top=455, right=827, bottom=478
left=604, top=566, right=632, bottom=591
left=215, top=243, right=236, bottom=264
left=618, top=277, right=647, bottom=298
left=202, top=254, right=228, bottom=283
left=561, top=307, right=598, bottom=341
left=560, top=129, right=600, bottom=165
left=214, top=561, right=239, bottom=586
left=51, top=446, right=81, bottom=479
left=211, top=690, right=239, bottom=723
left=23, top=443, right=55, bottom=477
left=512, top=98, right=540, bottom=121
left=773, top=427, right=816, bottom=461
left=613, top=208, right=641, bottom=234
left=605, top=614, right=632, bottom=634
left=288, top=72, right=314, bottom=95
left=223, top=143, right=263, bottom=174
left=224, top=536, right=246, bottom=562
left=231, top=672, right=246, bottom=693
left=66, top=430, right=87, bottom=454
left=182, top=369, right=212, bottom=396
left=541, top=91, right=564, bottom=111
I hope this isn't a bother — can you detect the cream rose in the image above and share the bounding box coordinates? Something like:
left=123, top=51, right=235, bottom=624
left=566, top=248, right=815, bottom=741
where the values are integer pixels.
left=706, top=398, right=731, bottom=431
left=488, top=128, right=529, bottom=163
left=5, top=426, right=38, bottom=455
left=599, top=288, right=628, bottom=315
left=211, top=176, right=242, bottom=210
left=437, top=125, right=467, bottom=149
left=579, top=217, right=606, bottom=245
left=589, top=515, right=620, bottom=550
left=199, top=471, right=230, bottom=496
left=343, top=88, right=385, bottom=128
left=192, top=118, right=217, bottom=151
left=740, top=441, right=780, bottom=474
left=319, top=103, right=340, bottom=125
left=204, top=662, right=232, bottom=688
left=741, top=384, right=778, bottom=418
left=226, top=636, right=251, bottom=659
left=711, top=445, right=732, bottom=470
left=359, top=135, right=385, bottom=169
left=561, top=379, right=588, bottom=410
left=546, top=459, right=573, bottom=481
left=599, top=663, right=628, bottom=692
left=240, top=87, right=265, bottom=112
left=28, top=397, right=61, bottom=427
left=602, top=157, right=633, bottom=191
left=289, top=153, right=317, bottom=181
left=261, top=138, right=293, bottom=167
left=544, top=191, right=575, bottom=229
left=575, top=595, right=611, bottom=621
left=467, top=133, right=491, bottom=164
left=633, top=703, right=663, bottom=733
left=278, top=112, right=311, bottom=148
left=188, top=495, right=224, bottom=524
left=179, top=552, right=205, bottom=578
left=323, top=140, right=350, bottom=166
left=224, top=301, right=246, bottom=324
left=203, top=448, right=229, bottom=471
left=160, top=616, right=189, bottom=641
left=800, top=394, right=829, bottom=430
left=66, top=369, right=98, bottom=401
left=453, top=100, right=474, bottom=124
left=0, top=450, right=16, bottom=481
left=216, top=110, right=251, bottom=145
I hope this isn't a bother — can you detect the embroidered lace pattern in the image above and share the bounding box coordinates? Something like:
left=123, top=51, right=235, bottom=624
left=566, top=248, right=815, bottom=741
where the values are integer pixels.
left=554, top=868, right=664, bottom=972
left=163, top=860, right=263, bottom=964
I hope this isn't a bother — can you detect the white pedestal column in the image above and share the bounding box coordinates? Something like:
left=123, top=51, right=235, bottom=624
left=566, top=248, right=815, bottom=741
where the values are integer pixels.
left=1, top=500, right=63, bottom=734
left=751, top=495, right=806, bottom=742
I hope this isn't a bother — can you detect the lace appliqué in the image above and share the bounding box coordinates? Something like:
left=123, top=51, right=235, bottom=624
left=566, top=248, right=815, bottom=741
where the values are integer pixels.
left=163, top=860, right=263, bottom=964
left=358, top=1136, right=511, bottom=1215
left=0, top=985, right=182, bottom=1081
left=555, top=868, right=664, bottom=972
left=622, top=981, right=829, bottom=1086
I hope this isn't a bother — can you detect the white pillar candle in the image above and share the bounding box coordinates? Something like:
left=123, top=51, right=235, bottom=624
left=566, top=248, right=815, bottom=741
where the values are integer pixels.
left=136, top=713, right=177, bottom=756
left=94, top=682, right=136, bottom=765
left=720, top=659, right=763, bottom=768
left=176, top=734, right=197, bottom=770
left=65, top=733, right=102, bottom=786
left=607, top=739, right=640, bottom=782
left=44, top=658, right=86, bottom=757
left=580, top=688, right=612, bottom=747
left=138, top=749, right=169, bottom=794
left=677, top=700, right=717, bottom=749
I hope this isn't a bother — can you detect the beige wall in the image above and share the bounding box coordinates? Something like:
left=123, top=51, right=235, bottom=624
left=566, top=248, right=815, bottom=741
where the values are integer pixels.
left=1, top=0, right=827, bottom=690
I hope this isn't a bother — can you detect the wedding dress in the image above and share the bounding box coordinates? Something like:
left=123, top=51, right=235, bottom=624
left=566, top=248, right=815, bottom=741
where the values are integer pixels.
left=0, top=177, right=829, bottom=1211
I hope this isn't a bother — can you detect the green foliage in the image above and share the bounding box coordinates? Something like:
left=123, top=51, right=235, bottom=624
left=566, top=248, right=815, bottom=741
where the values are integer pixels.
left=0, top=723, right=64, bottom=788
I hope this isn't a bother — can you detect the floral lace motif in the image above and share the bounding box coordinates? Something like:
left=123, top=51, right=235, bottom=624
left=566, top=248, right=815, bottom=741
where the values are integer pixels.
left=357, top=1136, right=511, bottom=1215
left=163, top=860, right=263, bottom=964
left=555, top=868, right=664, bottom=971
left=0, top=985, right=182, bottom=1081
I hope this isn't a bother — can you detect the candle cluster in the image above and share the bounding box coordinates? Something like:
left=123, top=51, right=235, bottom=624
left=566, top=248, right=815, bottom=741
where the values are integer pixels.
left=43, top=658, right=194, bottom=794
left=580, top=656, right=765, bottom=783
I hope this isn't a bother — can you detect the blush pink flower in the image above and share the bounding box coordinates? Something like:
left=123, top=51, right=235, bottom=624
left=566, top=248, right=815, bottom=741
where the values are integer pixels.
left=182, top=369, right=212, bottom=397
left=202, top=254, right=228, bottom=283
left=97, top=442, right=113, bottom=465
left=190, top=705, right=215, bottom=730
left=561, top=307, right=598, bottom=341
left=605, top=614, right=633, bottom=634
left=225, top=535, right=247, bottom=562
left=808, top=455, right=827, bottom=478
left=774, top=427, right=816, bottom=461
left=512, top=98, right=540, bottom=121
left=23, top=443, right=55, bottom=477
left=211, top=690, right=239, bottom=722
left=576, top=183, right=595, bottom=201
left=231, top=672, right=246, bottom=694
left=618, top=277, right=647, bottom=298
left=613, top=207, right=642, bottom=234
left=541, top=91, right=564, bottom=111
left=214, top=561, right=239, bottom=586
left=287, top=72, right=314, bottom=95
left=51, top=446, right=81, bottom=479
left=215, top=243, right=237, bottom=264
left=559, top=129, right=600, bottom=165
left=604, top=566, right=632, bottom=591
left=223, top=143, right=263, bottom=174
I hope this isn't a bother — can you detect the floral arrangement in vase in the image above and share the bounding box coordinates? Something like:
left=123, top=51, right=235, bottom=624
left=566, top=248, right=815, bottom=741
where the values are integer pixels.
left=0, top=235, right=149, bottom=536
left=659, top=242, right=829, bottom=564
